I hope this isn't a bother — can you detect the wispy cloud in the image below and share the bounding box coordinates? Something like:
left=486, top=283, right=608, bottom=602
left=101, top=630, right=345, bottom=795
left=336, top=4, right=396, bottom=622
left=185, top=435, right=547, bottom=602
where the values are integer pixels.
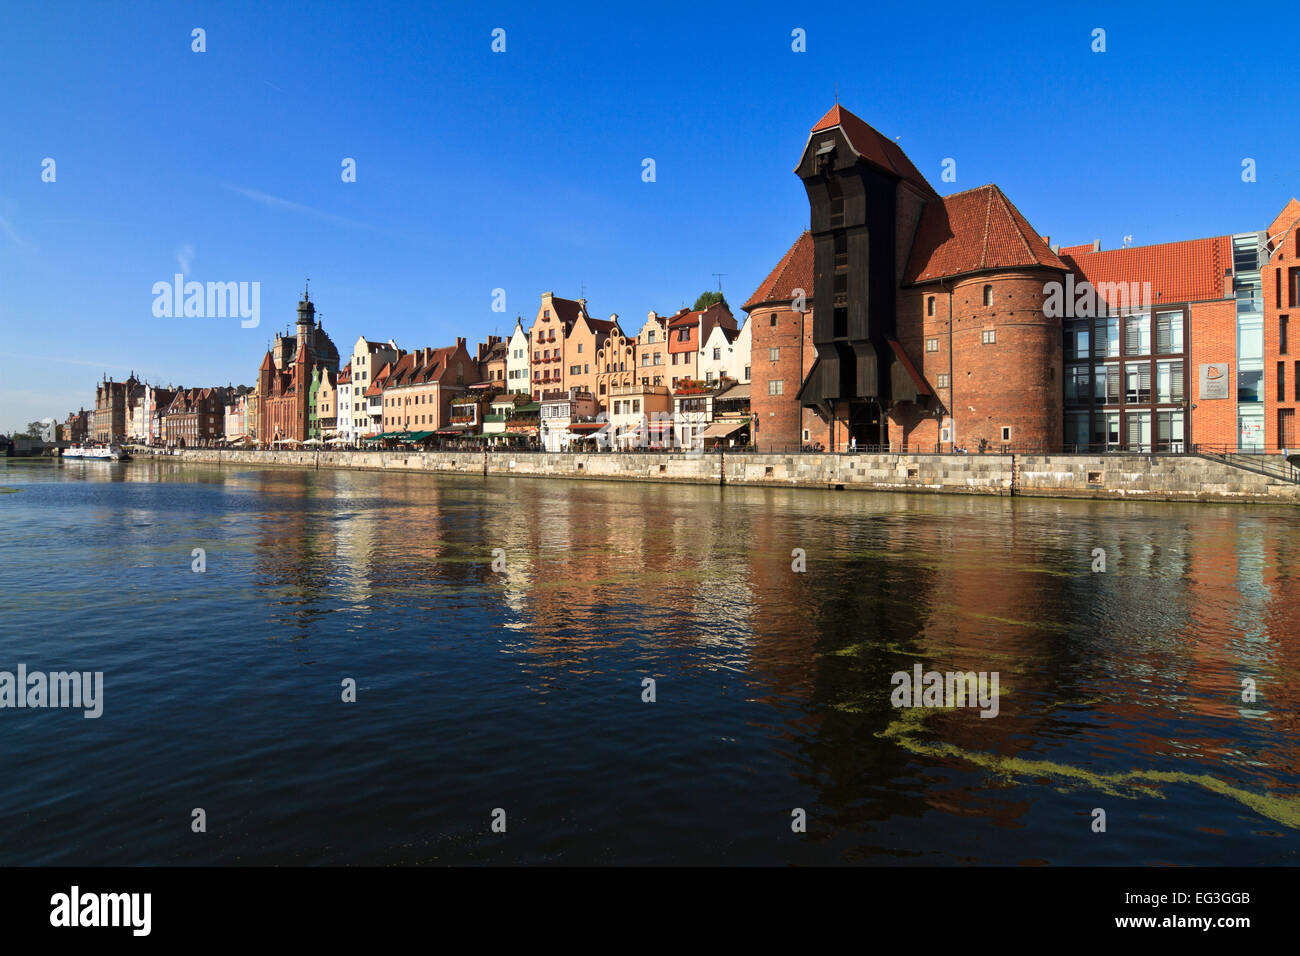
left=0, top=214, right=35, bottom=250
left=221, top=183, right=374, bottom=230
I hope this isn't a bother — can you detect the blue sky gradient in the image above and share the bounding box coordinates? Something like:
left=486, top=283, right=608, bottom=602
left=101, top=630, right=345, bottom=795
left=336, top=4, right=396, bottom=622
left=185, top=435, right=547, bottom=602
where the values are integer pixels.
left=2, top=0, right=1297, bottom=431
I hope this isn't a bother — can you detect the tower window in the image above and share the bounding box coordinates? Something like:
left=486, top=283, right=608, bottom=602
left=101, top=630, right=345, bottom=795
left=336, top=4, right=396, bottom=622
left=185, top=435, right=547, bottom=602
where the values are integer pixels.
left=927, top=296, right=935, bottom=317
left=983, top=285, right=993, bottom=307
left=770, top=314, right=778, bottom=327
left=982, top=329, right=996, bottom=345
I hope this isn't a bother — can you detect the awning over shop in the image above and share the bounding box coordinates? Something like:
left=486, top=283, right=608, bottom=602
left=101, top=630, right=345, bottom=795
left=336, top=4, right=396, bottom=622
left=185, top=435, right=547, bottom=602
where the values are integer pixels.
left=700, top=419, right=748, bottom=439
left=399, top=431, right=435, bottom=442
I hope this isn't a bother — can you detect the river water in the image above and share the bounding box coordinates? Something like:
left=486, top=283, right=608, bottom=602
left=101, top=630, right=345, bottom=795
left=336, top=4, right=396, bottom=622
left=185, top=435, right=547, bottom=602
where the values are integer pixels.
left=2, top=458, right=1298, bottom=865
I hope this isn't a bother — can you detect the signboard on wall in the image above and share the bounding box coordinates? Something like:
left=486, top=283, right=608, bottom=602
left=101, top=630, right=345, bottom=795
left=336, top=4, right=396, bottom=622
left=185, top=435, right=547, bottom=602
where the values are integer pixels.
left=1199, top=363, right=1230, bottom=400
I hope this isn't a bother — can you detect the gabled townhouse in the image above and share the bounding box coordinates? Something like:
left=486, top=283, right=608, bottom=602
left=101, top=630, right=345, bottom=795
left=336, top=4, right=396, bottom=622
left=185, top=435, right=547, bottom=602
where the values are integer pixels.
left=566, top=310, right=620, bottom=400
left=506, top=317, right=531, bottom=395
left=594, top=323, right=638, bottom=406
left=634, top=310, right=671, bottom=389
left=310, top=366, right=337, bottom=440
left=344, top=336, right=401, bottom=441
left=363, top=357, right=399, bottom=438
left=666, top=300, right=737, bottom=390
left=528, top=292, right=617, bottom=402
left=335, top=363, right=353, bottom=442
left=476, top=336, right=508, bottom=387
left=380, top=339, right=481, bottom=433
left=163, top=387, right=227, bottom=447
left=698, top=318, right=751, bottom=385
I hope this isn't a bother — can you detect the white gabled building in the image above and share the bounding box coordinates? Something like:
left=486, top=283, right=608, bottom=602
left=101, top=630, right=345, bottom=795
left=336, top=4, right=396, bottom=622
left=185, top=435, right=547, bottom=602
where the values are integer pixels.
left=698, top=317, right=751, bottom=385
left=335, top=364, right=354, bottom=443
left=506, top=317, right=531, bottom=395
left=345, top=336, right=400, bottom=440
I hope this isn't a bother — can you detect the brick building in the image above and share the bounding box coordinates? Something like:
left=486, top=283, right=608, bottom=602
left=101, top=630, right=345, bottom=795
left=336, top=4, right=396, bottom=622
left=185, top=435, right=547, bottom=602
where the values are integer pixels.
left=162, top=387, right=227, bottom=447
left=256, top=290, right=340, bottom=444
left=379, top=340, right=481, bottom=433
left=92, top=374, right=143, bottom=442
left=747, top=103, right=1300, bottom=454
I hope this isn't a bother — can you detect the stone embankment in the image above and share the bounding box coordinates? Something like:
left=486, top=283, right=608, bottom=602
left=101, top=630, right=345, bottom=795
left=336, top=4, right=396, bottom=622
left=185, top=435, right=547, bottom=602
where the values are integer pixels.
left=131, top=448, right=1300, bottom=503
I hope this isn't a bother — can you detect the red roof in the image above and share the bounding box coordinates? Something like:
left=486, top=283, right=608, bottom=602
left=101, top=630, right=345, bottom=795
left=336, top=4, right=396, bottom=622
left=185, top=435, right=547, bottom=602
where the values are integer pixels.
left=903, top=185, right=1066, bottom=284
left=743, top=231, right=813, bottom=311
left=806, top=105, right=937, bottom=198
left=1061, top=235, right=1231, bottom=306
left=1057, top=242, right=1098, bottom=257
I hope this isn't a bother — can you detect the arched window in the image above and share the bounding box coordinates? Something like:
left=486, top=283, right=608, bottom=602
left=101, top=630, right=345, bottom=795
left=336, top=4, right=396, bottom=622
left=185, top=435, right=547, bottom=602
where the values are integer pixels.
left=770, top=313, right=778, bottom=327
left=926, top=296, right=935, bottom=317
left=982, top=285, right=993, bottom=307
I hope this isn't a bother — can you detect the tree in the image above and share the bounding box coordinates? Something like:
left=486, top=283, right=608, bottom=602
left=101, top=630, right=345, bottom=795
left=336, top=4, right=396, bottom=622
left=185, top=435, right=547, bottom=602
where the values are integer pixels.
left=692, top=290, right=726, bottom=311
left=25, top=422, right=43, bottom=438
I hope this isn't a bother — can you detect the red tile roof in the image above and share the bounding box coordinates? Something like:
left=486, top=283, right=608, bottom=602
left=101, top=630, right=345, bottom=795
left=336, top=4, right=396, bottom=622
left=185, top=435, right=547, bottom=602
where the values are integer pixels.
left=1057, top=242, right=1098, bottom=257
left=743, top=231, right=813, bottom=311
left=903, top=185, right=1066, bottom=284
left=807, top=105, right=937, bottom=198
left=1061, top=235, right=1231, bottom=306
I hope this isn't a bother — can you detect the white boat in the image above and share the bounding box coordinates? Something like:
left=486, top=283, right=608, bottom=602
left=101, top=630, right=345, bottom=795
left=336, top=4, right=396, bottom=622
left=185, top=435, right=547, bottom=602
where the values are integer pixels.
left=63, top=443, right=130, bottom=461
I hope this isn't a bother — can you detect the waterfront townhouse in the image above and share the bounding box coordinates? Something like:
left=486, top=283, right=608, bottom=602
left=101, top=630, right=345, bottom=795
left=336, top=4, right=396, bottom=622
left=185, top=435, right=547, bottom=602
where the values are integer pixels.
left=566, top=311, right=620, bottom=401
left=594, top=323, right=638, bottom=406
left=698, top=318, right=751, bottom=385
left=310, top=367, right=337, bottom=440
left=475, top=336, right=508, bottom=387
left=483, top=393, right=540, bottom=445
left=529, top=292, right=619, bottom=401
left=701, top=381, right=752, bottom=447
left=634, top=310, right=671, bottom=389
left=335, top=363, right=353, bottom=442
left=609, top=383, right=672, bottom=448
left=505, top=317, right=531, bottom=395
left=442, top=392, right=488, bottom=442
left=63, top=408, right=89, bottom=443
left=539, top=388, right=600, bottom=451
left=380, top=339, right=481, bottom=433
left=344, top=336, right=401, bottom=441
left=666, top=301, right=738, bottom=390
left=163, top=387, right=227, bottom=447
left=672, top=379, right=718, bottom=451
left=223, top=386, right=253, bottom=442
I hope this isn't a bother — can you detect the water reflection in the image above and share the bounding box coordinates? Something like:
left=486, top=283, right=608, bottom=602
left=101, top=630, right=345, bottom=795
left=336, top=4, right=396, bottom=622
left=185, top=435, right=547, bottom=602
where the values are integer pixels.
left=2, top=458, right=1298, bottom=864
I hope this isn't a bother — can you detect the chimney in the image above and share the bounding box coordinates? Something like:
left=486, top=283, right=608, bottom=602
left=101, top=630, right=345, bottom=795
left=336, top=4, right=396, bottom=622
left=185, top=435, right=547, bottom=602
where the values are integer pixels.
left=457, top=336, right=466, bottom=350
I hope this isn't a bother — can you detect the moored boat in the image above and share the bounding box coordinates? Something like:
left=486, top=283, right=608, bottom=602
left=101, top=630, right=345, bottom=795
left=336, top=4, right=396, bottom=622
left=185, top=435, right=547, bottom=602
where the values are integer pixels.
left=62, top=443, right=130, bottom=461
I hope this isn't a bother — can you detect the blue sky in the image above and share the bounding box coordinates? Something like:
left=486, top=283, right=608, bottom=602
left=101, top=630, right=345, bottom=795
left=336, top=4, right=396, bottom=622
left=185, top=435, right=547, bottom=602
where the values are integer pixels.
left=2, top=0, right=1297, bottom=432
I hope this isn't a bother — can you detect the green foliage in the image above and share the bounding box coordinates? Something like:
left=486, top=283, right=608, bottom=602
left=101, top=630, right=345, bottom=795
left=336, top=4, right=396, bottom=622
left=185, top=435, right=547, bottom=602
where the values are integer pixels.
left=692, top=291, right=726, bottom=311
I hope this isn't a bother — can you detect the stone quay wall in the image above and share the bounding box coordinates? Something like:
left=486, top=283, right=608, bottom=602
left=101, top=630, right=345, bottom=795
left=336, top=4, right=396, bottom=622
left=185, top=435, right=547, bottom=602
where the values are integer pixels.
left=131, top=448, right=1300, bottom=504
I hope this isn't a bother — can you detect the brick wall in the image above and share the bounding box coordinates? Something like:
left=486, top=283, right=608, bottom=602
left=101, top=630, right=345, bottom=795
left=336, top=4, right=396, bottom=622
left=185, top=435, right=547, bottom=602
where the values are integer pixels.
left=1188, top=298, right=1237, bottom=448
left=750, top=302, right=809, bottom=451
